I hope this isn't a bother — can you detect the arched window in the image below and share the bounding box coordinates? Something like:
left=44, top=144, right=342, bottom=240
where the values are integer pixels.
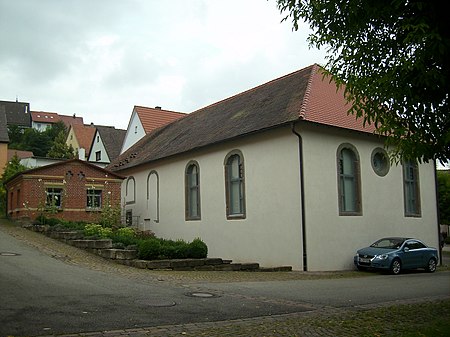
left=224, top=150, right=246, bottom=219
left=147, top=171, right=159, bottom=222
left=125, top=177, right=135, bottom=204
left=337, top=144, right=361, bottom=215
left=403, top=161, right=421, bottom=217
left=185, top=161, right=201, bottom=220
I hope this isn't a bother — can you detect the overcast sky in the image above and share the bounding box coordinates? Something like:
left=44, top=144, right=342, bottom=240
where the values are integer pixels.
left=0, top=0, right=326, bottom=130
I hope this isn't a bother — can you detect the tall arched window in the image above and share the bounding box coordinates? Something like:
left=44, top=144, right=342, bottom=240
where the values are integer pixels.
left=337, top=144, right=361, bottom=215
left=147, top=171, right=159, bottom=222
left=185, top=161, right=201, bottom=220
left=403, top=161, right=421, bottom=217
left=125, top=177, right=135, bottom=204
left=224, top=150, right=246, bottom=219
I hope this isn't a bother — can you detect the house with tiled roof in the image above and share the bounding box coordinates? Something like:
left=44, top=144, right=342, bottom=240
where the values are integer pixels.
left=5, top=159, right=124, bottom=223
left=0, top=100, right=31, bottom=129
left=66, top=124, right=96, bottom=160
left=120, top=106, right=185, bottom=154
left=87, top=125, right=126, bottom=167
left=108, top=64, right=439, bottom=272
left=31, top=111, right=84, bottom=132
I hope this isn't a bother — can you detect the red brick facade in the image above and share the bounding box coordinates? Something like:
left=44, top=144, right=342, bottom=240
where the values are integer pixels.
left=5, top=159, right=124, bottom=223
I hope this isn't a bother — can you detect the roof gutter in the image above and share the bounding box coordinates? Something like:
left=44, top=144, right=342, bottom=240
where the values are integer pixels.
left=291, top=122, right=308, bottom=271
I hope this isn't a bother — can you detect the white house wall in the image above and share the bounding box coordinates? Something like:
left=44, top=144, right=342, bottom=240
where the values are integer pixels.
left=119, top=123, right=438, bottom=271
left=88, top=131, right=110, bottom=164
left=298, top=123, right=439, bottom=271
left=121, top=127, right=305, bottom=270
left=121, top=109, right=146, bottom=154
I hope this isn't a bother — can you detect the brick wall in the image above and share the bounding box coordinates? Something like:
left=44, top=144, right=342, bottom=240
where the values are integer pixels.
left=6, top=160, right=123, bottom=223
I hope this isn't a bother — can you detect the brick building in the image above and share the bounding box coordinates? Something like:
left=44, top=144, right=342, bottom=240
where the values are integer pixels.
left=5, top=159, right=124, bottom=223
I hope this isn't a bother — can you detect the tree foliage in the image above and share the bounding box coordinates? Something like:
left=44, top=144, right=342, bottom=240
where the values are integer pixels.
left=0, top=154, right=27, bottom=215
left=47, top=130, right=75, bottom=159
left=7, top=121, right=69, bottom=157
left=277, top=0, right=449, bottom=163
left=437, top=170, right=450, bottom=225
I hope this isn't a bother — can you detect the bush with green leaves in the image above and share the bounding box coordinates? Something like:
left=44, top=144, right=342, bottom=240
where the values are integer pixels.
left=109, top=227, right=139, bottom=246
left=188, top=238, right=208, bottom=258
left=137, top=237, right=208, bottom=260
left=138, top=239, right=162, bottom=260
left=83, top=224, right=113, bottom=238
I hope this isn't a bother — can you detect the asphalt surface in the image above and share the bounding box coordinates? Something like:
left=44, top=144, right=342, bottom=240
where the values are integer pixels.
left=1, top=220, right=449, bottom=337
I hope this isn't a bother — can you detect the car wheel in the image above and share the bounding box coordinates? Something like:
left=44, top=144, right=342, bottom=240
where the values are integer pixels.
left=390, top=259, right=401, bottom=275
left=426, top=258, right=437, bottom=273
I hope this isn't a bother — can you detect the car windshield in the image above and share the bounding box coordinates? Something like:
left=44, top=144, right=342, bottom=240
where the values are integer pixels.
left=370, top=238, right=405, bottom=249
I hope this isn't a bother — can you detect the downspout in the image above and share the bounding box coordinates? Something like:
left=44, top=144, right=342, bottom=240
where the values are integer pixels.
left=434, top=160, right=442, bottom=266
left=291, top=122, right=307, bottom=271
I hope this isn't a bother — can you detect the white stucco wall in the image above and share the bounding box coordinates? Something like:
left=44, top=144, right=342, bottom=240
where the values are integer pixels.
left=299, top=123, right=439, bottom=271
left=121, top=127, right=305, bottom=270
left=118, top=124, right=438, bottom=271
left=120, top=110, right=146, bottom=154
left=88, top=131, right=110, bottom=164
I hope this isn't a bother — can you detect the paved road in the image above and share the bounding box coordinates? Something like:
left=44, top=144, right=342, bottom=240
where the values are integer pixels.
left=1, top=222, right=449, bottom=337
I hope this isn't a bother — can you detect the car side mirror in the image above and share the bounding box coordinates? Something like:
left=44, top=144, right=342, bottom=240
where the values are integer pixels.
left=404, top=247, right=410, bottom=252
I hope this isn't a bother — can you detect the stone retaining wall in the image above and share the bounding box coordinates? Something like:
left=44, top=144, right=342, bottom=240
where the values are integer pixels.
left=26, top=225, right=292, bottom=272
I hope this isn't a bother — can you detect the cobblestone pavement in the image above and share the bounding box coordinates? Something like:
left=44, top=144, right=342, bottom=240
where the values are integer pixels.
left=1, top=220, right=449, bottom=337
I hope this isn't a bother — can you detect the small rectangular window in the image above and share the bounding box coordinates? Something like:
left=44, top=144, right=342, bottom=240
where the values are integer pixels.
left=95, top=151, right=101, bottom=161
left=46, top=188, right=62, bottom=208
left=87, top=189, right=102, bottom=209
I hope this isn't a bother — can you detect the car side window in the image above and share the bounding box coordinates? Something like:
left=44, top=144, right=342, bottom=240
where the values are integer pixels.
left=406, top=241, right=425, bottom=250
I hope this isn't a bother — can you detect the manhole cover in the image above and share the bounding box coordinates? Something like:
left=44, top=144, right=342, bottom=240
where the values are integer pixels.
left=136, top=299, right=176, bottom=307
left=0, top=252, right=20, bottom=256
left=185, top=292, right=220, bottom=298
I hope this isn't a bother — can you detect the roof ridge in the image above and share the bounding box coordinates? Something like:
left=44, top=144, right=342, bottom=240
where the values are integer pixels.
left=134, top=105, right=186, bottom=115
left=299, top=64, right=320, bottom=119
left=193, top=64, right=317, bottom=114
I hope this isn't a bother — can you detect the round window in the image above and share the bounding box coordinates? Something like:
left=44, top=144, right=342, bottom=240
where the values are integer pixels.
left=371, top=148, right=390, bottom=176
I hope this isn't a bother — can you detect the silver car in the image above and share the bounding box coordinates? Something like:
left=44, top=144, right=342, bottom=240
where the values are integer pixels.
left=354, top=237, right=438, bottom=275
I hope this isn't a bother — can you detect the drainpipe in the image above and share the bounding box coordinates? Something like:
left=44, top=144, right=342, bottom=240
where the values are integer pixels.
left=291, top=122, right=307, bottom=271
left=434, top=160, right=442, bottom=266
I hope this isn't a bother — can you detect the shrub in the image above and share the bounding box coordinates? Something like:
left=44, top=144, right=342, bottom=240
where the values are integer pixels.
left=64, top=221, right=87, bottom=231
left=83, top=224, right=112, bottom=238
left=188, top=238, right=208, bottom=258
left=110, top=227, right=139, bottom=246
left=136, top=237, right=208, bottom=260
left=36, top=215, right=61, bottom=227
left=160, top=239, right=190, bottom=259
left=99, top=200, right=121, bottom=228
left=138, top=239, right=162, bottom=260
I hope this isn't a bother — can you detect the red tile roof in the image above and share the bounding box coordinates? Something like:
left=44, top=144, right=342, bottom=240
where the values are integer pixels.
left=7, top=149, right=34, bottom=161
left=134, top=106, right=186, bottom=134
left=72, top=124, right=96, bottom=151
left=110, top=64, right=376, bottom=171
left=31, top=111, right=84, bottom=128
left=300, top=66, right=376, bottom=133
